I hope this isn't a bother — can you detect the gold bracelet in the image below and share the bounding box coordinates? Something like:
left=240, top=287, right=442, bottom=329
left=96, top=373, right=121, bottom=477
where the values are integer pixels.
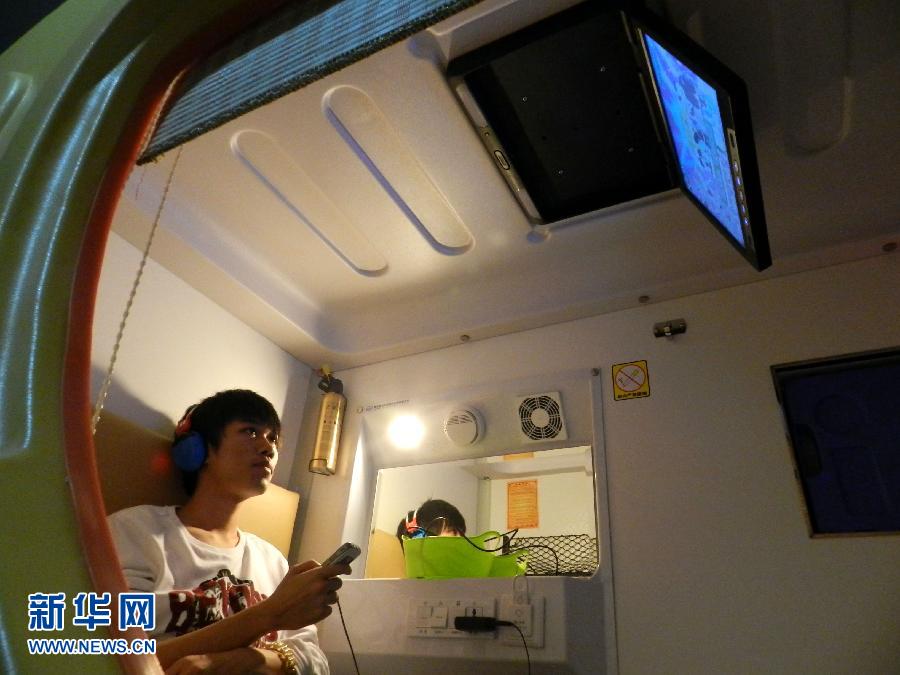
left=266, top=640, right=300, bottom=675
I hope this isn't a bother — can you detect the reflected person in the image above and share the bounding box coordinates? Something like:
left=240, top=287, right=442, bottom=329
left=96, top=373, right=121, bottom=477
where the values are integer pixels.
left=395, top=498, right=466, bottom=546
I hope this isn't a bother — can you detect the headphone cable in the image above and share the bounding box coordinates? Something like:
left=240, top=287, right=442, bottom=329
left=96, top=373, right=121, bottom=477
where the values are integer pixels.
left=336, top=596, right=361, bottom=675
left=462, top=529, right=520, bottom=553
left=511, top=543, right=559, bottom=575
left=504, top=621, right=531, bottom=675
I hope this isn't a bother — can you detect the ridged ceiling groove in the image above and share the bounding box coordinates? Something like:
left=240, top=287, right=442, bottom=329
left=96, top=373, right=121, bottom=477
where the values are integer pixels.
left=231, top=129, right=389, bottom=276
left=324, top=86, right=474, bottom=254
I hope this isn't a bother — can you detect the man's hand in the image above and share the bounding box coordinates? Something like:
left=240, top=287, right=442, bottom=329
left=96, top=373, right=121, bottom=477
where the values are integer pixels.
left=259, top=560, right=351, bottom=631
left=156, top=560, right=349, bottom=669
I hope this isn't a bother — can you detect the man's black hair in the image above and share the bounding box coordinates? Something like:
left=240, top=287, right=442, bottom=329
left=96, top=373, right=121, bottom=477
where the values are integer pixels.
left=395, top=498, right=467, bottom=545
left=175, top=389, right=281, bottom=496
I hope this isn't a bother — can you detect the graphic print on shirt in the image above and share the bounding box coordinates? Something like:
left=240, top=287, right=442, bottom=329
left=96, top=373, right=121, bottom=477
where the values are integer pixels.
left=166, top=568, right=272, bottom=637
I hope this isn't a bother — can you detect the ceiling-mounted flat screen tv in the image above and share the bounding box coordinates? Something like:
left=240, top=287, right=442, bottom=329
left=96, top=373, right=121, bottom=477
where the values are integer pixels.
left=447, top=1, right=772, bottom=271
left=447, top=2, right=674, bottom=226
left=627, top=5, right=772, bottom=270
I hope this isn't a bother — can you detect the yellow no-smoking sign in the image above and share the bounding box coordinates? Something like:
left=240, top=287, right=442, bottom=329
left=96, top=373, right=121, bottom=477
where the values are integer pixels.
left=612, top=360, right=650, bottom=400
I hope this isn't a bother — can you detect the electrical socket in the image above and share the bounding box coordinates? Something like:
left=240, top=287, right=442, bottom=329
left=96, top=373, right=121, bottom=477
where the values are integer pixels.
left=409, top=598, right=495, bottom=639
left=447, top=598, right=495, bottom=640
left=499, top=594, right=544, bottom=648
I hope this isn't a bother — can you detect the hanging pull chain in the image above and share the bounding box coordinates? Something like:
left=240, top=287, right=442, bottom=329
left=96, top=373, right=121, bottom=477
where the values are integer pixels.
left=91, top=146, right=183, bottom=434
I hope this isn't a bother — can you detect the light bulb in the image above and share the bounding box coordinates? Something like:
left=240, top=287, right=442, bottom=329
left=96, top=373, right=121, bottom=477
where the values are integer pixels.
left=388, top=414, right=425, bottom=450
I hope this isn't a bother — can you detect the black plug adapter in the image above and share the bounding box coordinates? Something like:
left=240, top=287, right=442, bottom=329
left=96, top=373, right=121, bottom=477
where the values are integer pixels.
left=454, top=616, right=513, bottom=632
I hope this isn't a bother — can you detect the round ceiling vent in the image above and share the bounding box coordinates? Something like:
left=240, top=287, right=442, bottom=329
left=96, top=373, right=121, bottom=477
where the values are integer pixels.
left=443, top=407, right=485, bottom=446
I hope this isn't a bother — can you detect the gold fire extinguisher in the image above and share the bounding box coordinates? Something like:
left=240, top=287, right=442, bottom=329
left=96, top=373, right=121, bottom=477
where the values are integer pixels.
left=309, top=367, right=345, bottom=475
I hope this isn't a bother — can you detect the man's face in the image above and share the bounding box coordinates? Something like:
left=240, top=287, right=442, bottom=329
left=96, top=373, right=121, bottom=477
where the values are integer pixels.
left=203, top=419, right=279, bottom=498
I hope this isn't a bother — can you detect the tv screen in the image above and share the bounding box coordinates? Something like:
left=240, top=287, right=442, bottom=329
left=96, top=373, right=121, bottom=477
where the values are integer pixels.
left=631, top=10, right=771, bottom=270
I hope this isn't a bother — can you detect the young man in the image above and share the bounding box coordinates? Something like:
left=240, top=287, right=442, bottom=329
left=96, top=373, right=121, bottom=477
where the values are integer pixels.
left=108, top=389, right=349, bottom=674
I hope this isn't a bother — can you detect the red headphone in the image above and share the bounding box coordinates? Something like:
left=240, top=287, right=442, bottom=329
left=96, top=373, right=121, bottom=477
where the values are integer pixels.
left=405, top=509, right=419, bottom=534
left=174, top=405, right=196, bottom=436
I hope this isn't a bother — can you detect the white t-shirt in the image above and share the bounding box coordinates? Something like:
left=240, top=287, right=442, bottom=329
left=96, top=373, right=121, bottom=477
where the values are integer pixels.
left=108, top=505, right=329, bottom=674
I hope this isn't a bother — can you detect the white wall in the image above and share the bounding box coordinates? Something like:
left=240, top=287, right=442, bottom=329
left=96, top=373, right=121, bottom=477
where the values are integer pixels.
left=372, top=463, right=479, bottom=534
left=488, top=472, right=595, bottom=537
left=372, top=462, right=595, bottom=538
left=91, top=232, right=313, bottom=485
left=305, top=253, right=900, bottom=674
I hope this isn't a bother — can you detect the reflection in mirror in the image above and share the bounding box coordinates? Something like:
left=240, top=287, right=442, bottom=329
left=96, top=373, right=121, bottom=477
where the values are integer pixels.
left=365, top=446, right=598, bottom=579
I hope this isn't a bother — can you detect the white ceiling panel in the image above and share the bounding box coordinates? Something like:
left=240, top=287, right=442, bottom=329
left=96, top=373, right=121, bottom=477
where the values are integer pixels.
left=113, top=0, right=900, bottom=368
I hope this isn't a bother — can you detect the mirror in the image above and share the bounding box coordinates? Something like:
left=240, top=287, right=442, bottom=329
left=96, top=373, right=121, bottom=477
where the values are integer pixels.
left=365, top=446, right=598, bottom=579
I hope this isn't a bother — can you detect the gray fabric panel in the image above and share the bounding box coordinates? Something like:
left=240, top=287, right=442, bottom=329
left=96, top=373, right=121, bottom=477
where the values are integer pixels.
left=139, top=0, right=482, bottom=163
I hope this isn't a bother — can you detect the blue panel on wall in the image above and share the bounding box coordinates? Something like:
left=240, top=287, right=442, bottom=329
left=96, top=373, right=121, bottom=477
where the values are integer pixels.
left=773, top=349, right=900, bottom=534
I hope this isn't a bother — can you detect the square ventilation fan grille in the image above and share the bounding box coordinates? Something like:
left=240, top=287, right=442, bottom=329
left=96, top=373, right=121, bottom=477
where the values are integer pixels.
left=514, top=392, right=567, bottom=442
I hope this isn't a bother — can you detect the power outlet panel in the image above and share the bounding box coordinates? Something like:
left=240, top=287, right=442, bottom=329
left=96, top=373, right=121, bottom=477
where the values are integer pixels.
left=499, top=595, right=545, bottom=648
left=408, top=598, right=496, bottom=638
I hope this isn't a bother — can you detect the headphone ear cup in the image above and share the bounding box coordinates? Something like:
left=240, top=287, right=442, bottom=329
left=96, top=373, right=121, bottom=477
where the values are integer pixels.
left=172, top=432, right=207, bottom=472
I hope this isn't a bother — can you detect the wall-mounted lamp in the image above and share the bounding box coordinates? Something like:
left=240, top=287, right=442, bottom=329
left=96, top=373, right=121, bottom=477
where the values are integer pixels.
left=653, top=318, right=687, bottom=339
left=388, top=414, right=426, bottom=450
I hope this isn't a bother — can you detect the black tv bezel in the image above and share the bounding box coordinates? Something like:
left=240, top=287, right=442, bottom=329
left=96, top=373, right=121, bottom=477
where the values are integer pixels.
left=625, top=5, right=772, bottom=271
left=446, top=1, right=676, bottom=225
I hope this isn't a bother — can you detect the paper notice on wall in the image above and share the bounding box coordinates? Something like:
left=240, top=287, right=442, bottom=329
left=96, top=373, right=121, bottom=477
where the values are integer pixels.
left=507, top=480, right=539, bottom=530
